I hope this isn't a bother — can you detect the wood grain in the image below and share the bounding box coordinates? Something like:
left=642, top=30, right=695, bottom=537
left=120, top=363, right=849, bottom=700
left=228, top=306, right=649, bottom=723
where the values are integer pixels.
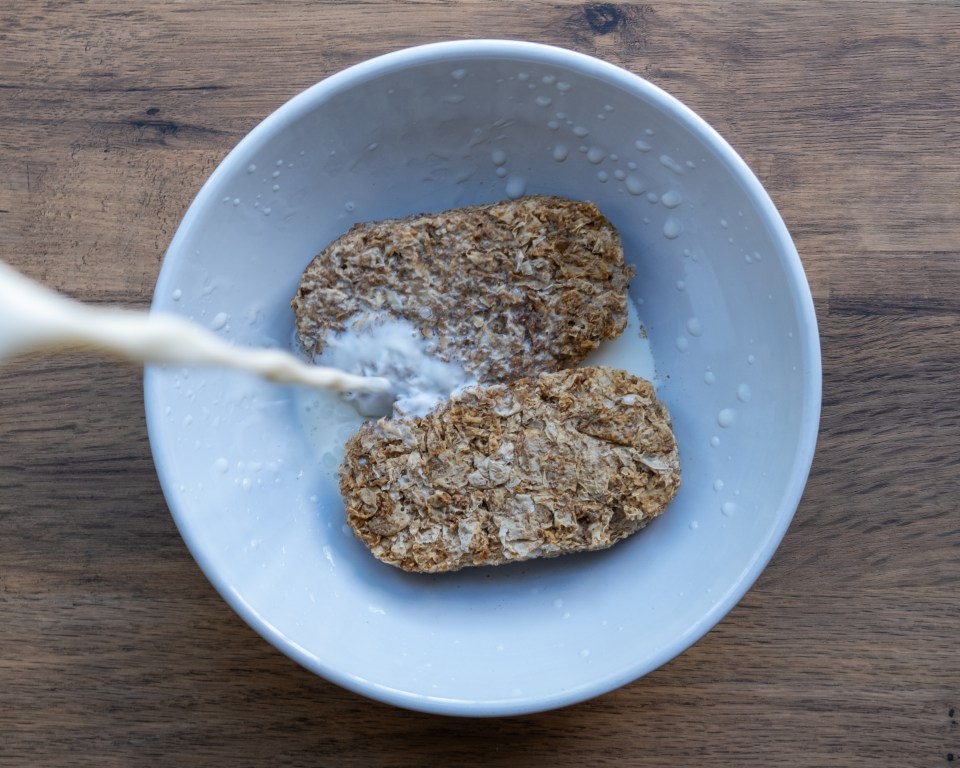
left=1, top=1, right=958, bottom=766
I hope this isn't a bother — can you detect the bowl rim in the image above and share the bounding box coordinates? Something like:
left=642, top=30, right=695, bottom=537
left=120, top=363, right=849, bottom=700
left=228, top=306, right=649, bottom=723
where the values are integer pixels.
left=145, top=38, right=822, bottom=717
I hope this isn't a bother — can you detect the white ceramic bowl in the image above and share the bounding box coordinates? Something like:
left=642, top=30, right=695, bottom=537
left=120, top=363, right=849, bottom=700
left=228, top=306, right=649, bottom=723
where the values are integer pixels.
left=145, top=40, right=820, bottom=716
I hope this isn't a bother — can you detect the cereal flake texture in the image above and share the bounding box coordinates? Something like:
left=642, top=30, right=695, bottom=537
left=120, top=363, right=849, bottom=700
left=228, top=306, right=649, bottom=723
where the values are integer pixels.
left=339, top=367, right=681, bottom=573
left=292, top=196, right=633, bottom=384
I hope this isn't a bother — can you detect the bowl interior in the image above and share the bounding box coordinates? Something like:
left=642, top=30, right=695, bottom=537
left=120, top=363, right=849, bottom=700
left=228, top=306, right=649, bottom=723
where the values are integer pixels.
left=146, top=41, right=819, bottom=716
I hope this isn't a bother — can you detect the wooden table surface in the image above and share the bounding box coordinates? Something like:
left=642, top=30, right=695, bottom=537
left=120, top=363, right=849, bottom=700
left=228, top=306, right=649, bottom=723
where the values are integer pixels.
left=1, top=2, right=958, bottom=765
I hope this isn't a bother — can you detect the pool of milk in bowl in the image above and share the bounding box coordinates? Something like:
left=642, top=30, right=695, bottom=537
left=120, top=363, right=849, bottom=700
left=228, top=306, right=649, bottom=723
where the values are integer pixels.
left=293, top=297, right=656, bottom=478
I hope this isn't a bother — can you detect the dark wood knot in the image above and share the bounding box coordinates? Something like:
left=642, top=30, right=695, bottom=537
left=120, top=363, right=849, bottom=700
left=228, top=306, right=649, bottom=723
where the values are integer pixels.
left=584, top=3, right=623, bottom=34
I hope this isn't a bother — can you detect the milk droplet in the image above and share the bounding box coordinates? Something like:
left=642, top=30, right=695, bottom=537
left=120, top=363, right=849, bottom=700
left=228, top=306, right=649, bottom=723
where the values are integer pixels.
left=552, top=144, right=569, bottom=162
left=627, top=161, right=638, bottom=170
left=634, top=139, right=651, bottom=152
left=718, top=408, right=736, bottom=428
left=495, top=166, right=508, bottom=178
left=556, top=81, right=572, bottom=92
left=646, top=192, right=659, bottom=203
left=661, top=190, right=682, bottom=208
left=614, top=169, right=626, bottom=180
left=686, top=318, right=702, bottom=336
left=720, top=218, right=729, bottom=228
left=659, top=154, right=685, bottom=174
left=686, top=159, right=696, bottom=168
left=172, top=288, right=182, bottom=301
left=704, top=371, right=716, bottom=384
left=263, top=207, right=271, bottom=216
left=586, top=146, right=606, bottom=164
left=491, top=149, right=507, bottom=166
left=747, top=354, right=756, bottom=365
left=211, top=312, right=229, bottom=331
left=542, top=74, right=556, bottom=84
left=535, top=95, right=553, bottom=107
left=645, top=128, right=655, bottom=135
left=625, top=175, right=646, bottom=195
left=214, top=457, right=229, bottom=474
left=675, top=336, right=689, bottom=351
left=676, top=280, right=686, bottom=291
left=517, top=72, right=530, bottom=81
left=553, top=598, right=564, bottom=609
left=579, top=649, right=590, bottom=658
left=547, top=119, right=560, bottom=130
left=714, top=479, right=725, bottom=491
left=345, top=201, right=355, bottom=212
left=597, top=171, right=609, bottom=182
left=737, top=383, right=752, bottom=402
left=272, top=183, right=280, bottom=192
left=451, top=68, right=467, bottom=80
left=663, top=217, right=682, bottom=239
left=246, top=163, right=256, bottom=173
left=183, top=414, right=193, bottom=426
left=573, top=125, right=589, bottom=137
left=689, top=520, right=699, bottom=530
left=505, top=176, right=526, bottom=199
left=271, top=169, right=281, bottom=179
left=232, top=198, right=240, bottom=206
left=721, top=502, right=736, bottom=516
left=710, top=435, right=720, bottom=447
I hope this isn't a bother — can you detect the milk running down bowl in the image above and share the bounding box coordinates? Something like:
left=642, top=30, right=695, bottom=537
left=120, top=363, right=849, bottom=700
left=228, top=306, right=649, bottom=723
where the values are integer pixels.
left=145, top=41, right=821, bottom=716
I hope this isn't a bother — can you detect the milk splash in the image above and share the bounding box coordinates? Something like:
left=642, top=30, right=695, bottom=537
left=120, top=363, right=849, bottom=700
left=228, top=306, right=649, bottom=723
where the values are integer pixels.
left=317, top=313, right=475, bottom=419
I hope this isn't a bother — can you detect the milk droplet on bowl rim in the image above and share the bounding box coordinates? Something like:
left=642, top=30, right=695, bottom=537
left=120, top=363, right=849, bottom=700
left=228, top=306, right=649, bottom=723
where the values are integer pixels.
left=505, top=176, right=526, bottom=199
left=663, top=217, right=682, bottom=239
left=625, top=175, right=646, bottom=195
left=717, top=408, right=736, bottom=428
left=661, top=190, right=682, bottom=208
left=586, top=147, right=605, bottom=164
left=659, top=154, right=686, bottom=174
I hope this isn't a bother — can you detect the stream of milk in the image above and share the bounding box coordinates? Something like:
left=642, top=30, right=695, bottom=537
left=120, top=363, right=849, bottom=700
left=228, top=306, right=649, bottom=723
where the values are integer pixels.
left=0, top=260, right=391, bottom=399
